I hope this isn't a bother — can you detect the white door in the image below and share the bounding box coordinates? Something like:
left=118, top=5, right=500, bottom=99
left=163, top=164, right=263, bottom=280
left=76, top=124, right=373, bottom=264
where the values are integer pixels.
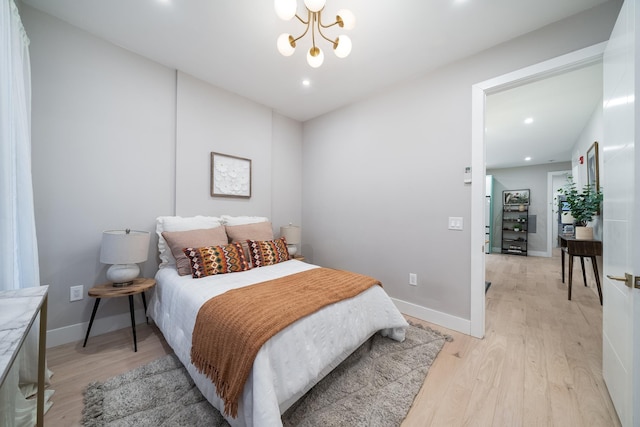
left=602, top=1, right=640, bottom=426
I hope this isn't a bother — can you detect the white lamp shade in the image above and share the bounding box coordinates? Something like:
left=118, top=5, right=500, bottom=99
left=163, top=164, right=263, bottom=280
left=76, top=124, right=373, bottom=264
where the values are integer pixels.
left=334, top=35, right=352, bottom=58
left=336, top=9, right=355, bottom=30
left=100, top=230, right=150, bottom=265
left=274, top=0, right=297, bottom=20
left=280, top=225, right=301, bottom=245
left=304, top=0, right=326, bottom=12
left=277, top=33, right=296, bottom=56
left=281, top=225, right=301, bottom=258
left=307, top=47, right=324, bottom=68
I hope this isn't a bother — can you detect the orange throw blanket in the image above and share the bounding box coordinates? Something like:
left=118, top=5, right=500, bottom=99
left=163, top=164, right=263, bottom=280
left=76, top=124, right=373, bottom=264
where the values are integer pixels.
left=190, top=267, right=382, bottom=418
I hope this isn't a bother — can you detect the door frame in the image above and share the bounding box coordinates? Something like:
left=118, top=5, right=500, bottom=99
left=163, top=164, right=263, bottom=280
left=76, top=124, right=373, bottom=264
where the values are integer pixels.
left=469, top=42, right=607, bottom=338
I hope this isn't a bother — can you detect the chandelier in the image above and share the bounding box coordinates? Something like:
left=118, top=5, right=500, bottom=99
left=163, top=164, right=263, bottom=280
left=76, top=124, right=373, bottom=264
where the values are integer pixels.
left=274, top=0, right=355, bottom=68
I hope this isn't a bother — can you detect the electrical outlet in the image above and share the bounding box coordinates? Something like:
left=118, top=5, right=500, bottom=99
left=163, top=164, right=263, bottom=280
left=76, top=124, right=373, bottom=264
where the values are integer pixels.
left=70, top=285, right=83, bottom=302
left=409, top=273, right=417, bottom=286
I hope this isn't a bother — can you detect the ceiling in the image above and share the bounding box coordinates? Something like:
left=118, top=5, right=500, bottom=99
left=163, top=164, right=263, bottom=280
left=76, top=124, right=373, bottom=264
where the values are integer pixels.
left=485, top=62, right=603, bottom=169
left=21, top=0, right=610, bottom=168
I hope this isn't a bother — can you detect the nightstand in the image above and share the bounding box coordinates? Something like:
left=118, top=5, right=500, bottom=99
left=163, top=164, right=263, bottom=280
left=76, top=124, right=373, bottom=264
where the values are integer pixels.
left=83, top=278, right=156, bottom=352
left=292, top=255, right=306, bottom=262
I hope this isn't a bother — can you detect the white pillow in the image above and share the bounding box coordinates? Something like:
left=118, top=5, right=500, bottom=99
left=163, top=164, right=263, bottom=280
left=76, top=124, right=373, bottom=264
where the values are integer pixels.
left=220, top=215, right=269, bottom=226
left=156, top=216, right=223, bottom=268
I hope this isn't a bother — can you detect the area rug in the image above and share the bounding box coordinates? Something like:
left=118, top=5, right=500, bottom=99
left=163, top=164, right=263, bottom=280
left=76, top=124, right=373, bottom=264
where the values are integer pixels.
left=82, top=323, right=451, bottom=427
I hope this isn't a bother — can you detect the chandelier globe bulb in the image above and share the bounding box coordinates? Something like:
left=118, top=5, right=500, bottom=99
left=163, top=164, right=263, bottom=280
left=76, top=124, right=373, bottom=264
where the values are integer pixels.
left=304, top=0, right=326, bottom=12
left=336, top=9, right=355, bottom=29
left=307, top=47, right=324, bottom=68
left=334, top=35, right=352, bottom=58
left=274, top=0, right=297, bottom=20
left=277, top=33, right=296, bottom=56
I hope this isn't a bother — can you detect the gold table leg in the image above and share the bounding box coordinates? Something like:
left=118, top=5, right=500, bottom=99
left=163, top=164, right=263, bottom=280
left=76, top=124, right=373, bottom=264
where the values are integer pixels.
left=36, top=294, right=47, bottom=427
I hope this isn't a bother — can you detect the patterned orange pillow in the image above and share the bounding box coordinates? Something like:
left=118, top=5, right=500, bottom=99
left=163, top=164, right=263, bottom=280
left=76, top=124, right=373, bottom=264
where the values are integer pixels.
left=183, top=242, right=250, bottom=278
left=247, top=238, right=290, bottom=268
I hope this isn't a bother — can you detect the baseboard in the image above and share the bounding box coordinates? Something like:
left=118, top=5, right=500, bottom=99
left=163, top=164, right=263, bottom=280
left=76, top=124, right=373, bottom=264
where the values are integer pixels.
left=46, top=308, right=147, bottom=348
left=392, top=298, right=471, bottom=335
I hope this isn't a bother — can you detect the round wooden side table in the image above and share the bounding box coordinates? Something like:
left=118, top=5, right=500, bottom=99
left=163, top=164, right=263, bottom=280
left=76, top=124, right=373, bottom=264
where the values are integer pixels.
left=82, top=277, right=156, bottom=352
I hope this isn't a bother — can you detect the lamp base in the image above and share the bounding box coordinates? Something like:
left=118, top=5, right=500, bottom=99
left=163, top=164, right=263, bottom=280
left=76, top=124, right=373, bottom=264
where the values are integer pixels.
left=286, top=244, right=297, bottom=258
left=106, top=264, right=140, bottom=287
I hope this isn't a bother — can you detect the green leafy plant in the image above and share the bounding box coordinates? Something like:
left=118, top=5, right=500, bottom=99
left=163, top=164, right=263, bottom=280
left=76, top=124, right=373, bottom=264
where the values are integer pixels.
left=558, top=176, right=603, bottom=226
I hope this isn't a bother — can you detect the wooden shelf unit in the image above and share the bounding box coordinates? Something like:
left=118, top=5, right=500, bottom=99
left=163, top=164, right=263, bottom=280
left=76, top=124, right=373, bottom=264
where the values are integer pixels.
left=501, top=205, right=528, bottom=256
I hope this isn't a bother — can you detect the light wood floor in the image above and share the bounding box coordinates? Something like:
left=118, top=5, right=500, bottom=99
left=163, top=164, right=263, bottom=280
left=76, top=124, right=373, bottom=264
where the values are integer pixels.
left=45, top=251, right=620, bottom=426
left=404, top=250, right=619, bottom=427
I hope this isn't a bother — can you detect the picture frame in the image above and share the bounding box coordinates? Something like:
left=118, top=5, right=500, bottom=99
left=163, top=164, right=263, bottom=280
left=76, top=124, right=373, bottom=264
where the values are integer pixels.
left=503, top=189, right=530, bottom=206
left=210, top=152, right=252, bottom=198
left=587, top=141, right=599, bottom=191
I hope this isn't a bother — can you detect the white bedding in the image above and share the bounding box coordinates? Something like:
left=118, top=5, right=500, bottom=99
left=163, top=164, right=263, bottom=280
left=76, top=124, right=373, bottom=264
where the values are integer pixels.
left=148, top=259, right=408, bottom=427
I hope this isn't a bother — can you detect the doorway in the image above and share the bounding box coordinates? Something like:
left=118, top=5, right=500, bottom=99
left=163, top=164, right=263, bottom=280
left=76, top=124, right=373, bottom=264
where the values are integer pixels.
left=469, top=42, right=607, bottom=338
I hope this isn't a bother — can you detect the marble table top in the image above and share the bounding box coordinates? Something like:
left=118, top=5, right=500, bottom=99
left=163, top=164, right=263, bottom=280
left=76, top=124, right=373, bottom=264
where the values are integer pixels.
left=0, top=286, right=48, bottom=386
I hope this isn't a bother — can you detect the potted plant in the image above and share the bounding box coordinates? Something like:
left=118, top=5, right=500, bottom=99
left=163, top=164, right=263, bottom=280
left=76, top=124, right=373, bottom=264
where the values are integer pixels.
left=558, top=176, right=603, bottom=239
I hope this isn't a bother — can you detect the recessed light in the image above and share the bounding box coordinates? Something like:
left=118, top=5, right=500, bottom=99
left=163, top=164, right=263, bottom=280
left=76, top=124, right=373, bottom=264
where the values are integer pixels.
left=525, top=157, right=532, bottom=161
left=302, top=79, right=311, bottom=87
left=524, top=117, right=534, bottom=124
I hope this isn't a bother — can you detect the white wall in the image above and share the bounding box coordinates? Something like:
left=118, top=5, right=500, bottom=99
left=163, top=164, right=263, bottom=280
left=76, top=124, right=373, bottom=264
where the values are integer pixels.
left=24, top=6, right=176, bottom=332
left=301, top=2, right=620, bottom=327
left=175, top=72, right=273, bottom=218
left=271, top=113, right=303, bottom=233
left=174, top=72, right=303, bottom=236
left=22, top=5, right=303, bottom=343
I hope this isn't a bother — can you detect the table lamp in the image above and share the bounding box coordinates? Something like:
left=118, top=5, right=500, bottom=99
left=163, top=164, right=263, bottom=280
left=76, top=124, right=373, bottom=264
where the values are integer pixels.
left=100, top=229, right=150, bottom=286
left=280, top=224, right=301, bottom=257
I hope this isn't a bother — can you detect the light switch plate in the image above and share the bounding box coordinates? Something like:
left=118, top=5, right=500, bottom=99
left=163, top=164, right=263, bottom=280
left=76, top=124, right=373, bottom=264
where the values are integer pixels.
left=448, top=217, right=463, bottom=230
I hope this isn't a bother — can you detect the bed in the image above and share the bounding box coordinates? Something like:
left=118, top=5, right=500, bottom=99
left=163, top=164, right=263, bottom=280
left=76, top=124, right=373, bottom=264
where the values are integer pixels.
left=147, top=215, right=408, bottom=427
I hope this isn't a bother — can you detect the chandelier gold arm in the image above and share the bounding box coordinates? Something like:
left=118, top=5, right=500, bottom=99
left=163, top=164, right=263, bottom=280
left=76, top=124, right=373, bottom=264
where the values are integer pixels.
left=290, top=10, right=312, bottom=48
left=310, top=12, right=318, bottom=50
left=319, top=14, right=343, bottom=29
left=294, top=12, right=309, bottom=25
left=315, top=11, right=340, bottom=46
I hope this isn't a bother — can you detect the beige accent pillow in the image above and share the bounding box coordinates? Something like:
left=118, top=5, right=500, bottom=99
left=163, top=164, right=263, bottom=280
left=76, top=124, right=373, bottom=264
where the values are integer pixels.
left=225, top=222, right=274, bottom=261
left=156, top=215, right=223, bottom=268
left=162, top=227, right=229, bottom=276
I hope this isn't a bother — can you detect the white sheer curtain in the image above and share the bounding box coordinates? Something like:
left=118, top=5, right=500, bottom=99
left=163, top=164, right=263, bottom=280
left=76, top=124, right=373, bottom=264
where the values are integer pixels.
left=0, top=1, right=53, bottom=425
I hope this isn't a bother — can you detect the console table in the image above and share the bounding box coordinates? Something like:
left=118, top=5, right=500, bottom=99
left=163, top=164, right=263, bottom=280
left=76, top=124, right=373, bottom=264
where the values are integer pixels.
left=0, top=286, right=48, bottom=427
left=558, top=234, right=602, bottom=305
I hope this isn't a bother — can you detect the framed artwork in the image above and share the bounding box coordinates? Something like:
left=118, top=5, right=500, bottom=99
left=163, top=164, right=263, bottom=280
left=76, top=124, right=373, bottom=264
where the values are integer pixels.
left=503, top=189, right=530, bottom=206
left=210, top=152, right=252, bottom=198
left=587, top=141, right=599, bottom=190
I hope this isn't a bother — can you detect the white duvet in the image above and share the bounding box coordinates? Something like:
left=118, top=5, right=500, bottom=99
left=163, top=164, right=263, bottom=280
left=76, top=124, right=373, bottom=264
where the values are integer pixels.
left=148, top=259, right=408, bottom=427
